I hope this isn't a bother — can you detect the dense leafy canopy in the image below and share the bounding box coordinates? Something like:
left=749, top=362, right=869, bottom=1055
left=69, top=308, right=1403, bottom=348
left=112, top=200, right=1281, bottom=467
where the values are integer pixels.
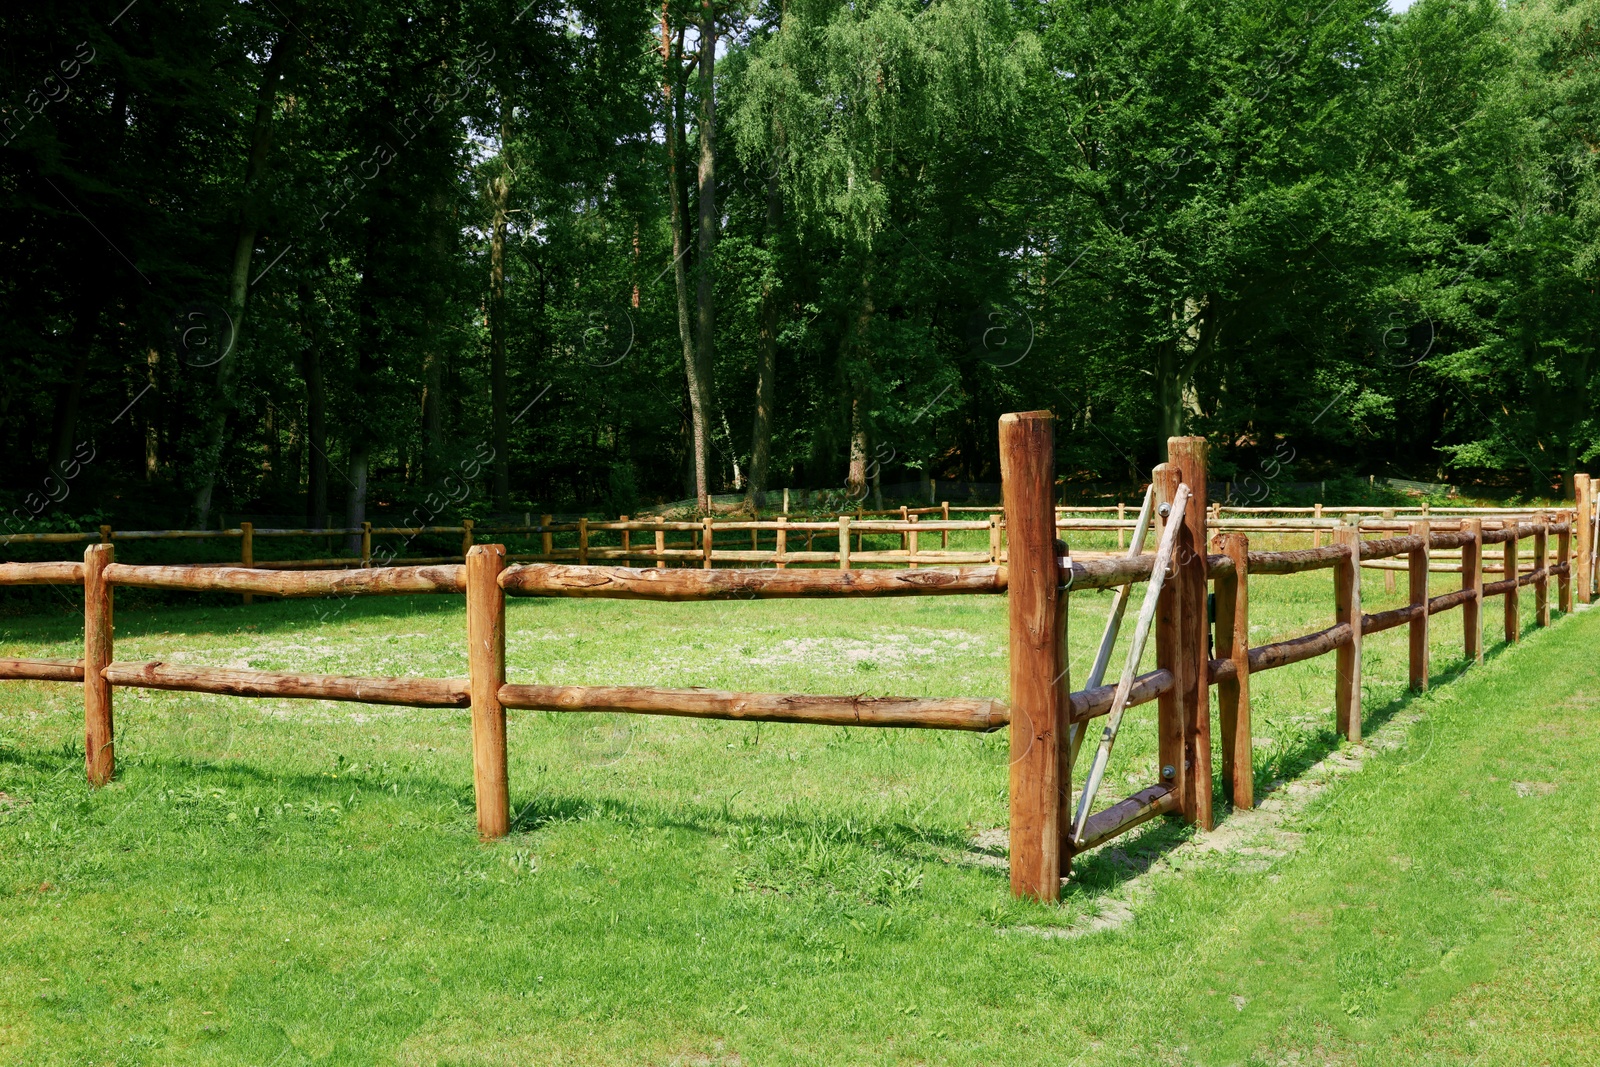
left=3, top=0, right=1598, bottom=531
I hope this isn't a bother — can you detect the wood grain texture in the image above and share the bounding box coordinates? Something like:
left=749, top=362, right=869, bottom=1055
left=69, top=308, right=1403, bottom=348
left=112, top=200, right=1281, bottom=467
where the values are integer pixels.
left=1558, top=508, right=1573, bottom=613
left=101, top=563, right=465, bottom=596
left=1409, top=520, right=1430, bottom=691
left=467, top=545, right=509, bottom=840
left=1070, top=785, right=1178, bottom=854
left=1504, top=530, right=1520, bottom=644
left=1463, top=518, right=1484, bottom=664
left=1167, top=435, right=1211, bottom=830
left=0, top=657, right=85, bottom=682
left=498, top=684, right=1007, bottom=730
left=1001, top=411, right=1062, bottom=901
left=84, top=543, right=114, bottom=786
left=1214, top=533, right=1252, bottom=810
left=103, top=661, right=469, bottom=706
left=0, top=561, right=85, bottom=585
left=1154, top=464, right=1185, bottom=829
left=1334, top=526, right=1362, bottom=742
left=1534, top=518, right=1549, bottom=627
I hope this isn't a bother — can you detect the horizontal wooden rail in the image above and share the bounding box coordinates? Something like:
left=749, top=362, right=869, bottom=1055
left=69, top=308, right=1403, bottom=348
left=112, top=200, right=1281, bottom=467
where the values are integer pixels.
left=0, top=657, right=85, bottom=682
left=1247, top=545, right=1349, bottom=574
left=0, top=561, right=85, bottom=585
left=1210, top=622, right=1354, bottom=683
left=496, top=683, right=1007, bottom=731
left=1362, top=603, right=1421, bottom=636
left=0, top=531, right=99, bottom=545
left=1359, top=535, right=1425, bottom=561
left=1068, top=668, right=1172, bottom=724
left=1427, top=587, right=1477, bottom=615
left=500, top=563, right=1008, bottom=599
left=1070, top=784, right=1178, bottom=853
left=103, top=661, right=470, bottom=707
left=101, top=563, right=465, bottom=596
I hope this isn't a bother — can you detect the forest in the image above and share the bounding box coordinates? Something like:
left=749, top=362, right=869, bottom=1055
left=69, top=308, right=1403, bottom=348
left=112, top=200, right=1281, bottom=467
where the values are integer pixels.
left=3, top=0, right=1599, bottom=532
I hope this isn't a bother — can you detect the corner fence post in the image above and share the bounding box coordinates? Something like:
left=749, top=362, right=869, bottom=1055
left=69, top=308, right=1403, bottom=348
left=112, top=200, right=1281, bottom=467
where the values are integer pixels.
left=1213, top=532, right=1251, bottom=810
left=1464, top=518, right=1484, bottom=664
left=1409, top=520, right=1430, bottom=691
left=1000, top=411, right=1062, bottom=902
left=1167, top=435, right=1212, bottom=830
left=1153, top=464, right=1186, bottom=822
left=1577, top=474, right=1593, bottom=605
left=84, top=542, right=115, bottom=786
left=467, top=544, right=509, bottom=839
left=1334, top=524, right=1362, bottom=742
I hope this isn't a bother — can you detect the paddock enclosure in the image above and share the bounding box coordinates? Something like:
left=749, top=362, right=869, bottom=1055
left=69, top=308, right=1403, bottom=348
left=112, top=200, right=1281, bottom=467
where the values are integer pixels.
left=2, top=412, right=1592, bottom=901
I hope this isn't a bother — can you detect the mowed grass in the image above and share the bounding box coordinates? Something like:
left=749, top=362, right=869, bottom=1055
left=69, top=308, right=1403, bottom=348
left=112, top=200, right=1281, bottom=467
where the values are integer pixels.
left=0, top=538, right=1596, bottom=1064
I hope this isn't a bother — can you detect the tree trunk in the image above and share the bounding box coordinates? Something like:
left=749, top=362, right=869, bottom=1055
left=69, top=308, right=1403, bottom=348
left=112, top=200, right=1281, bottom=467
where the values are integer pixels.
left=488, top=98, right=512, bottom=510
left=848, top=393, right=869, bottom=501
left=193, top=37, right=289, bottom=528
left=663, top=12, right=710, bottom=511
left=746, top=169, right=781, bottom=513
left=345, top=441, right=369, bottom=552
left=1155, top=294, right=1219, bottom=452
left=843, top=276, right=874, bottom=500
left=143, top=346, right=160, bottom=480
left=299, top=282, right=328, bottom=528
left=694, top=2, right=719, bottom=498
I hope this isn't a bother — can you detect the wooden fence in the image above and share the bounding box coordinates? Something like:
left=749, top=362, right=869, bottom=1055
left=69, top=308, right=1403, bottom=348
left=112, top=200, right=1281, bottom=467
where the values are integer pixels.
left=0, top=416, right=1593, bottom=903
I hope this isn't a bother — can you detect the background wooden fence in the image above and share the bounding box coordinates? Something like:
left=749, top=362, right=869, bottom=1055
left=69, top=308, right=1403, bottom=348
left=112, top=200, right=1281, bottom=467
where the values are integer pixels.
left=1, top=417, right=1594, bottom=903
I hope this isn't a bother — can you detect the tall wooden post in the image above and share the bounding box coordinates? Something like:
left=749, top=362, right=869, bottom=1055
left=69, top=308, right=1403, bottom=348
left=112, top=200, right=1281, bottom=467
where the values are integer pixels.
left=1154, top=464, right=1185, bottom=818
left=1166, top=436, right=1212, bottom=829
left=1558, top=509, right=1573, bottom=614
left=462, top=518, right=475, bottom=558
left=838, top=516, right=851, bottom=571
left=240, top=521, right=254, bottom=605
left=907, top=514, right=919, bottom=568
left=1213, top=532, right=1251, bottom=810
left=1117, top=501, right=1126, bottom=548
left=1408, top=520, right=1429, bottom=691
left=466, top=544, right=509, bottom=839
left=775, top=516, right=788, bottom=569
left=1534, top=515, right=1549, bottom=628
left=1333, top=524, right=1362, bottom=742
left=1576, top=474, right=1593, bottom=605
left=655, top=517, right=666, bottom=568
left=360, top=521, right=372, bottom=567
left=1463, top=518, right=1484, bottom=665
left=1383, top=509, right=1397, bottom=594
left=941, top=501, right=950, bottom=548
left=1504, top=527, right=1520, bottom=644
left=1000, top=411, right=1062, bottom=902
left=84, top=543, right=115, bottom=786
left=1313, top=503, right=1323, bottom=548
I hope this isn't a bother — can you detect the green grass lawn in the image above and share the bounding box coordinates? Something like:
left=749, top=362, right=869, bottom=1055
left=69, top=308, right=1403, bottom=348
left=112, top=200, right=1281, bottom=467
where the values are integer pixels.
left=0, top=544, right=1596, bottom=1064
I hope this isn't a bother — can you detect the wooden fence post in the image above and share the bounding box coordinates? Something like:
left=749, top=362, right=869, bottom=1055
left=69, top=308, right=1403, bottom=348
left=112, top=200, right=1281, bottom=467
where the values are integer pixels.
left=1167, top=436, right=1212, bottom=830
left=655, top=517, right=665, bottom=568
left=1408, top=520, right=1429, bottom=691
left=1558, top=509, right=1573, bottom=614
left=1213, top=532, right=1251, bottom=810
left=701, top=517, right=713, bottom=569
left=462, top=518, right=475, bottom=558
left=838, top=515, right=851, bottom=571
left=541, top=514, right=554, bottom=560
left=579, top=517, right=590, bottom=566
left=1577, top=474, right=1593, bottom=605
left=1313, top=503, right=1323, bottom=548
left=775, top=516, right=787, bottom=570
left=1463, top=518, right=1484, bottom=665
left=361, top=522, right=372, bottom=567
left=466, top=544, right=509, bottom=839
left=98, top=524, right=112, bottom=544
left=620, top=515, right=631, bottom=561
left=1383, top=509, right=1397, bottom=594
left=84, top=542, right=115, bottom=787
left=1000, top=411, right=1062, bottom=901
left=240, top=521, right=254, bottom=605
left=1504, top=526, right=1520, bottom=644
left=1154, top=463, right=1186, bottom=820
left=908, top=514, right=919, bottom=568
left=1117, top=501, right=1126, bottom=548
left=941, top=501, right=950, bottom=548
left=989, top=514, right=1001, bottom=563
left=1535, top=515, right=1549, bottom=628
left=1334, top=523, right=1362, bottom=742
